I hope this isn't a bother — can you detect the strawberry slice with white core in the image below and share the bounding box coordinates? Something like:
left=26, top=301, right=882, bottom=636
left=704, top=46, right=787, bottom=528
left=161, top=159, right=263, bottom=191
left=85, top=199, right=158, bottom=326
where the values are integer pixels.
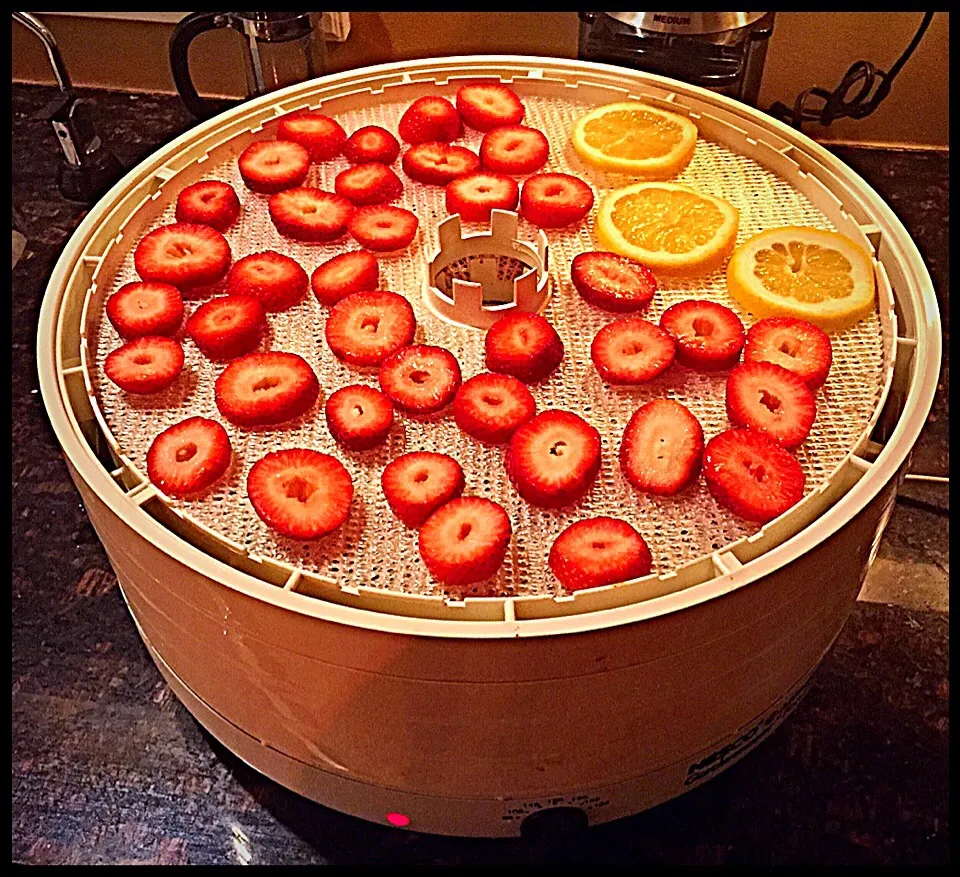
left=505, top=409, right=602, bottom=508
left=549, top=517, right=652, bottom=592
left=214, top=351, right=320, bottom=427
left=324, top=290, right=416, bottom=367
left=185, top=295, right=266, bottom=361
left=480, top=125, right=549, bottom=175
left=268, top=188, right=354, bottom=243
left=453, top=372, right=536, bottom=444
left=347, top=205, right=419, bottom=252
left=571, top=251, right=658, bottom=313
left=175, top=180, right=241, bottom=232
left=418, top=496, right=512, bottom=588
left=311, top=251, right=380, bottom=307
left=381, top=451, right=465, bottom=528
left=277, top=110, right=347, bottom=162
left=456, top=82, right=525, bottom=132
left=237, top=139, right=311, bottom=194
left=226, top=251, right=308, bottom=312
left=334, top=162, right=404, bottom=206
left=620, top=399, right=704, bottom=496
left=103, top=336, right=185, bottom=395
left=484, top=311, right=564, bottom=384
left=247, top=448, right=354, bottom=540
left=725, top=361, right=817, bottom=449
left=744, top=316, right=833, bottom=390
left=660, top=299, right=746, bottom=371
left=398, top=95, right=461, bottom=145
left=519, top=173, right=594, bottom=228
left=401, top=142, right=480, bottom=185
left=325, top=384, right=395, bottom=450
left=343, top=126, right=401, bottom=165
left=106, top=281, right=184, bottom=340
left=445, top=172, right=519, bottom=223
left=591, top=317, right=676, bottom=385
left=378, top=344, right=462, bottom=415
left=134, top=223, right=232, bottom=290
left=146, top=417, right=232, bottom=498
left=703, top=428, right=806, bottom=524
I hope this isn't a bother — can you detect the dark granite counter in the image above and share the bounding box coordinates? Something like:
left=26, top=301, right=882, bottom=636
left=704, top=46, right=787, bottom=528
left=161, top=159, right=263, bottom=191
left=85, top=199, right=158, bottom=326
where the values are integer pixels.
left=12, top=84, right=948, bottom=866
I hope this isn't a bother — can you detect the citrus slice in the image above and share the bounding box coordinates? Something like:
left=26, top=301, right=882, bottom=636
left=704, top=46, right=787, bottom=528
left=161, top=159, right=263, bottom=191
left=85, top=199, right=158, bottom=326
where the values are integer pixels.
left=595, top=182, right=739, bottom=276
left=572, top=102, right=698, bottom=178
left=726, top=227, right=876, bottom=332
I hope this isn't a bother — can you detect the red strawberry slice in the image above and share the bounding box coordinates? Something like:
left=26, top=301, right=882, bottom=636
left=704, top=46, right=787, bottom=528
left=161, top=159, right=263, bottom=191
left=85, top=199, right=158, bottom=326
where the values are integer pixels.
left=175, top=180, right=241, bottom=232
left=659, top=299, right=745, bottom=371
left=549, top=517, right=652, bottom=592
left=418, top=497, right=511, bottom=588
left=185, top=295, right=266, bottom=361
left=311, top=251, right=380, bottom=307
left=134, top=223, right=232, bottom=290
left=398, top=95, right=461, bottom=145
left=146, top=416, right=232, bottom=498
left=237, top=140, right=311, bottom=194
left=505, top=409, right=601, bottom=508
left=401, top=142, right=480, bottom=185
left=571, top=251, right=658, bottom=313
left=453, top=372, right=536, bottom=444
left=519, top=173, right=594, bottom=228
left=445, top=172, right=519, bottom=223
left=214, top=351, right=320, bottom=427
left=334, top=162, right=404, bottom=206
left=103, top=336, right=185, bottom=395
left=378, top=344, right=462, bottom=415
left=480, top=125, right=549, bottom=175
left=381, top=451, right=465, bottom=528
left=106, top=281, right=184, bottom=340
left=590, top=317, right=675, bottom=385
left=325, top=384, right=394, bottom=450
left=485, top=311, right=564, bottom=384
left=268, top=188, right=354, bottom=243
left=226, top=251, right=308, bottom=312
left=348, top=205, right=419, bottom=252
left=324, top=290, right=416, bottom=367
left=620, top=399, right=704, bottom=496
left=247, top=448, right=353, bottom=539
left=725, top=361, right=817, bottom=450
left=343, top=126, right=401, bottom=165
left=703, top=428, right=806, bottom=524
left=277, top=110, right=347, bottom=162
left=456, top=82, right=525, bottom=132
left=744, top=316, right=833, bottom=390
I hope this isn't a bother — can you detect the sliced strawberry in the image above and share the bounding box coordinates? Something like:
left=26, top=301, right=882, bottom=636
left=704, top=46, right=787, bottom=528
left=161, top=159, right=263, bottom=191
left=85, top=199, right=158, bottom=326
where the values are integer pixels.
left=418, top=497, right=511, bottom=588
left=401, top=142, right=480, bottom=185
left=484, top=311, right=564, bottom=384
left=334, top=162, right=404, bottom=206
left=237, top=140, right=311, bottom=194
left=659, top=299, right=745, bottom=371
left=348, top=205, right=419, bottom=252
left=571, top=251, right=658, bottom=313
left=343, top=126, right=401, bottom=165
left=268, top=188, right=354, bottom=243
left=744, top=316, right=833, bottom=390
left=175, top=180, right=241, bottom=232
left=445, top=172, right=519, bottom=223
left=505, top=409, right=601, bottom=508
left=381, top=451, right=465, bottom=528
left=247, top=448, right=353, bottom=539
left=325, top=384, right=394, bottom=450
left=398, top=95, right=461, bottom=145
left=103, top=336, right=185, bottom=395
left=703, top=428, right=806, bottom=524
left=277, top=110, right=347, bottom=162
left=590, top=317, right=675, bottom=385
left=185, top=295, right=266, bottom=361
left=106, top=281, right=184, bottom=340
left=311, top=251, right=380, bottom=307
left=378, top=344, right=462, bottom=415
left=226, top=251, right=308, bottom=312
left=519, top=173, right=594, bottom=228
left=620, top=399, right=704, bottom=496
left=453, top=372, right=536, bottom=444
left=480, top=125, right=549, bottom=175
left=146, top=417, right=232, bottom=498
left=214, top=351, right=319, bottom=427
left=549, top=517, right=652, bottom=592
left=324, top=290, right=416, bottom=367
left=134, top=223, right=232, bottom=290
left=456, top=82, right=525, bottom=132
left=725, top=361, right=817, bottom=450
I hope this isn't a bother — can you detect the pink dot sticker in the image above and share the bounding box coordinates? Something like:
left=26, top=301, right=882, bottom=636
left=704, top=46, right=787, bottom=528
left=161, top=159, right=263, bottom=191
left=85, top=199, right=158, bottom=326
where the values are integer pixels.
left=386, top=812, right=411, bottom=827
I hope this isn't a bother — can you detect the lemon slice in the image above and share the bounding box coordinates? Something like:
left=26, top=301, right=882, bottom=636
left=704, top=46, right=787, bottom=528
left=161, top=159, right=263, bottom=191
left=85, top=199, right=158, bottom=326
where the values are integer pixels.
left=595, top=182, right=739, bottom=276
left=726, top=227, right=876, bottom=332
left=572, top=101, right=698, bottom=178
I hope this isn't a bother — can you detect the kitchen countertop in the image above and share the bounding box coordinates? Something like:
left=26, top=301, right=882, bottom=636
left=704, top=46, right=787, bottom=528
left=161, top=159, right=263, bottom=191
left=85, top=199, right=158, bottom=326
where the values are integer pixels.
left=12, top=83, right=948, bottom=866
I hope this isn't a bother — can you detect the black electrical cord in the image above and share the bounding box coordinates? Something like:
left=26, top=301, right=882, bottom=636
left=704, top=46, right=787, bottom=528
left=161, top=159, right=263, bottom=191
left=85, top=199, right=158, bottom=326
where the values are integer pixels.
left=768, top=12, right=935, bottom=131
